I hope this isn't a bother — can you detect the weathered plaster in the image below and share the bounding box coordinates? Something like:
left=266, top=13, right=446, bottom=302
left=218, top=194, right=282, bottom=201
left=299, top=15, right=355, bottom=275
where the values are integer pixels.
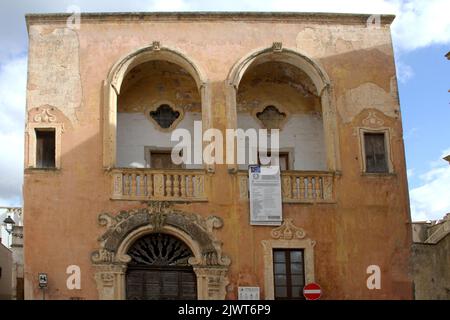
left=27, top=27, right=82, bottom=124
left=337, top=83, right=399, bottom=123
left=296, top=25, right=392, bottom=58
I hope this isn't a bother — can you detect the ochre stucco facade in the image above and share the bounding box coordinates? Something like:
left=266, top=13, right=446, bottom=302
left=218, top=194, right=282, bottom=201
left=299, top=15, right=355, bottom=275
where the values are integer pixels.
left=23, top=12, right=413, bottom=300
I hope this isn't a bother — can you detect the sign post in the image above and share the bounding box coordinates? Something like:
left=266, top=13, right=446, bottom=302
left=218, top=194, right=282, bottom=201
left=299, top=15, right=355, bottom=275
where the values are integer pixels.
left=38, top=273, right=48, bottom=300
left=303, top=283, right=322, bottom=300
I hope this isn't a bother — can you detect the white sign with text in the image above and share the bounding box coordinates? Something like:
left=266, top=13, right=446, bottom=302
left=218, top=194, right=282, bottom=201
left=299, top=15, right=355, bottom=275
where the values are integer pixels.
left=238, top=287, right=260, bottom=300
left=249, top=165, right=282, bottom=225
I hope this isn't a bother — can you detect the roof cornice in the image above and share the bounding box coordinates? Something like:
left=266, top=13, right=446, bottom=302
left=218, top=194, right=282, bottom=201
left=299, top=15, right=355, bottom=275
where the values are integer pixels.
left=25, top=11, right=396, bottom=31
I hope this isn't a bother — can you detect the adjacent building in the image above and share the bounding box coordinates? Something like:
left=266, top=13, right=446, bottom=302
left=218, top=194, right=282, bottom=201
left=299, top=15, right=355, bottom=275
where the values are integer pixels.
left=11, top=225, right=24, bottom=300
left=0, top=242, right=12, bottom=299
left=0, top=208, right=24, bottom=300
left=412, top=214, right=450, bottom=299
left=23, top=12, right=413, bottom=299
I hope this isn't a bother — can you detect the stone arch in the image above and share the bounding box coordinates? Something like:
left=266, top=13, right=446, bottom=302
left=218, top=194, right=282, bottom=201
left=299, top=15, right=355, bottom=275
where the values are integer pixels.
left=116, top=225, right=203, bottom=266
left=91, top=202, right=230, bottom=300
left=103, top=43, right=213, bottom=171
left=226, top=45, right=341, bottom=172
left=227, top=46, right=330, bottom=95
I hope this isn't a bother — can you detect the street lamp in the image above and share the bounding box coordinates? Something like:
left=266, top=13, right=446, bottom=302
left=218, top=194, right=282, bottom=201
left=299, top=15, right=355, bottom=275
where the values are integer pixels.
left=3, top=215, right=15, bottom=234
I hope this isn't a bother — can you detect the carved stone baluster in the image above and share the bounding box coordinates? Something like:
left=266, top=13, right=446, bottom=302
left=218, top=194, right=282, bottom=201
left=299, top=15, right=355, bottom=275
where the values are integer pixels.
left=180, top=174, right=186, bottom=197
left=315, top=176, right=322, bottom=200
left=194, top=175, right=204, bottom=198
left=138, top=173, right=145, bottom=197
left=165, top=174, right=173, bottom=197
left=187, top=175, right=194, bottom=198
left=153, top=174, right=164, bottom=197
left=173, top=174, right=180, bottom=197
left=239, top=175, right=249, bottom=199
left=323, top=176, right=333, bottom=201
left=146, top=173, right=153, bottom=197
left=307, top=177, right=313, bottom=199
left=112, top=172, right=123, bottom=198
left=291, top=176, right=298, bottom=199
left=299, top=176, right=305, bottom=200
left=124, top=174, right=131, bottom=196
left=131, top=173, right=138, bottom=197
left=282, top=175, right=292, bottom=200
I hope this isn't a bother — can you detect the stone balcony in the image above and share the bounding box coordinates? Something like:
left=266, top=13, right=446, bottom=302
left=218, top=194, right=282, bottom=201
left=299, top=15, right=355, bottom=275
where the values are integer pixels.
left=238, top=170, right=335, bottom=203
left=111, top=168, right=208, bottom=201
left=111, top=168, right=335, bottom=203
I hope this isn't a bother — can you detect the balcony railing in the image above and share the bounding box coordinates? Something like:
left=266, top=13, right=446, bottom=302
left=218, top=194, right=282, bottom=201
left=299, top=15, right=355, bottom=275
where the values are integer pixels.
left=111, top=168, right=208, bottom=201
left=111, top=169, right=334, bottom=203
left=238, top=171, right=335, bottom=203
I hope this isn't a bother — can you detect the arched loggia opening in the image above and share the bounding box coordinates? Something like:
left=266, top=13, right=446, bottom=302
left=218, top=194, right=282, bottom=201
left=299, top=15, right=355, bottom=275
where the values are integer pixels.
left=226, top=46, right=340, bottom=173
left=103, top=45, right=212, bottom=171
left=116, top=60, right=202, bottom=170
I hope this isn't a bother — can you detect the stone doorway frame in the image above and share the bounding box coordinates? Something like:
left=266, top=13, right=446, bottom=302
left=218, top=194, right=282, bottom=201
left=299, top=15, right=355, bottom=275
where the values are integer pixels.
left=91, top=202, right=230, bottom=300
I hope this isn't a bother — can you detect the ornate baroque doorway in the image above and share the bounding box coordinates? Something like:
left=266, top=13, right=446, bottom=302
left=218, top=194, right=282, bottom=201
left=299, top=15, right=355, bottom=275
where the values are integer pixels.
left=91, top=202, right=230, bottom=300
left=126, top=233, right=197, bottom=300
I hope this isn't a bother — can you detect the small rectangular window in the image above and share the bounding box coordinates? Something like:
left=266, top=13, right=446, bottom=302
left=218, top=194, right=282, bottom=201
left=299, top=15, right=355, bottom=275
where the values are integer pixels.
left=273, top=249, right=305, bottom=300
left=364, top=132, right=388, bottom=173
left=259, top=152, right=289, bottom=170
left=148, top=150, right=183, bottom=169
left=35, top=129, right=56, bottom=168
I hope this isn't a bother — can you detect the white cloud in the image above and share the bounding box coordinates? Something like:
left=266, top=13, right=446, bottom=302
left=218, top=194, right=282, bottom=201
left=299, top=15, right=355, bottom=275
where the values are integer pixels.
left=410, top=148, right=450, bottom=221
left=0, top=56, right=27, bottom=134
left=396, top=60, right=414, bottom=83
left=407, top=168, right=414, bottom=178
left=0, top=56, right=27, bottom=206
left=0, top=132, right=24, bottom=205
left=391, top=0, right=450, bottom=51
left=404, top=127, right=418, bottom=140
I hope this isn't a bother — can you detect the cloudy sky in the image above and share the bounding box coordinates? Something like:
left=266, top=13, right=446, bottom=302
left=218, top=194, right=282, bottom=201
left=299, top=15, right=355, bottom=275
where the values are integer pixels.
left=0, top=0, right=449, bottom=226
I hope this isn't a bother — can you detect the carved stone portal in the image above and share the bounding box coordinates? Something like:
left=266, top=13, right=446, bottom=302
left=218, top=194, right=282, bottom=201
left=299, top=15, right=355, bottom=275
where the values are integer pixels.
left=92, top=201, right=230, bottom=300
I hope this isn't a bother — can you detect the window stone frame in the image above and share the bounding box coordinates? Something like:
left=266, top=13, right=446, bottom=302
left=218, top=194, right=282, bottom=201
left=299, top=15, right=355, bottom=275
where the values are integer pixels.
left=26, top=106, right=63, bottom=170
left=357, top=112, right=394, bottom=175
left=145, top=100, right=185, bottom=132
left=251, top=101, right=290, bottom=130
left=261, top=219, right=315, bottom=300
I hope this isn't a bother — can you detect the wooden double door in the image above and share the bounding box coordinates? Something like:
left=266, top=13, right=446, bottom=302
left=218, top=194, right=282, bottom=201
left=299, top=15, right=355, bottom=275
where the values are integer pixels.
left=125, top=233, right=198, bottom=300
left=126, top=266, right=197, bottom=300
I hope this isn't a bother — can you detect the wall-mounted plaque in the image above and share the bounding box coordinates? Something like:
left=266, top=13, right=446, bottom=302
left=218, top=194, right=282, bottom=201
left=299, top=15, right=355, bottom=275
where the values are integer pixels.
left=238, top=286, right=260, bottom=300
left=249, top=165, right=282, bottom=225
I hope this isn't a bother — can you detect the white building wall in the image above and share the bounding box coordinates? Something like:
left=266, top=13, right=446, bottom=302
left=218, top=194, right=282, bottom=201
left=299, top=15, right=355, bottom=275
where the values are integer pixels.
left=117, top=112, right=202, bottom=169
left=117, top=112, right=326, bottom=171
left=237, top=113, right=327, bottom=171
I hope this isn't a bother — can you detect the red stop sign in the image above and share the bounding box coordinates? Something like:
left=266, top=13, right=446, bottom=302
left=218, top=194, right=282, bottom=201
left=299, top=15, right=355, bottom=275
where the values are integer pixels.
left=303, top=283, right=322, bottom=300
